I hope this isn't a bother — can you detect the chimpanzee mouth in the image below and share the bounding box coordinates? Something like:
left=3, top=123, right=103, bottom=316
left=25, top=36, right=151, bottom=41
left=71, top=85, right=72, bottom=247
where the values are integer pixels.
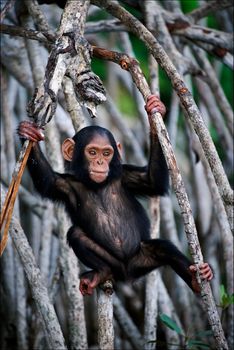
left=90, top=170, right=108, bottom=175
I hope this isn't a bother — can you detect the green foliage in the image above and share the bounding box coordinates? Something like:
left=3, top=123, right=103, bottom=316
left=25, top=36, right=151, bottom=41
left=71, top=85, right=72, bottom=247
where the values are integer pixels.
left=219, top=284, right=234, bottom=309
left=91, top=58, right=107, bottom=81
left=180, top=0, right=198, bottom=13
left=187, top=339, right=210, bottom=349
left=159, top=313, right=184, bottom=335
left=221, top=66, right=234, bottom=107
left=117, top=84, right=137, bottom=117
left=158, top=313, right=212, bottom=349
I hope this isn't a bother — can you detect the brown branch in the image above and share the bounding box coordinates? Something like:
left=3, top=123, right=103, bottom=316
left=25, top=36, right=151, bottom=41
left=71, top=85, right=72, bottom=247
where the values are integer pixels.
left=0, top=140, right=33, bottom=256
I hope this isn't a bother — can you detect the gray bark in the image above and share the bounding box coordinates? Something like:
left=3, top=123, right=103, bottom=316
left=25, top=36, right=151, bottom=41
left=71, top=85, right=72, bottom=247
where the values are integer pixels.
left=97, top=289, right=114, bottom=350
left=1, top=188, right=67, bottom=350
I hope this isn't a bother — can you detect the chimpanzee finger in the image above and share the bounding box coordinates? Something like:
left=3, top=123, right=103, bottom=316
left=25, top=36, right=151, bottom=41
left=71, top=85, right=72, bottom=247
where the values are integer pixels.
left=200, top=263, right=213, bottom=280
left=147, top=99, right=161, bottom=109
left=199, top=263, right=211, bottom=274
left=18, top=129, right=38, bottom=142
left=19, top=127, right=43, bottom=142
left=20, top=124, right=44, bottom=141
left=147, top=95, right=160, bottom=102
left=26, top=123, right=45, bottom=139
left=189, top=265, right=197, bottom=273
left=201, top=271, right=213, bottom=280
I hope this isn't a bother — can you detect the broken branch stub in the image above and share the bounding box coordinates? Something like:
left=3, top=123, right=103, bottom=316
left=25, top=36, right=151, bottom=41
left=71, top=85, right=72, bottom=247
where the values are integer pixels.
left=27, top=0, right=106, bottom=126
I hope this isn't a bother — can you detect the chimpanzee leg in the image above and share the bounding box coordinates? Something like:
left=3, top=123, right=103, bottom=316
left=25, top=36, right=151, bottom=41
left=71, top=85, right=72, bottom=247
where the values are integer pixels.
left=128, top=239, right=194, bottom=290
left=67, top=226, right=125, bottom=295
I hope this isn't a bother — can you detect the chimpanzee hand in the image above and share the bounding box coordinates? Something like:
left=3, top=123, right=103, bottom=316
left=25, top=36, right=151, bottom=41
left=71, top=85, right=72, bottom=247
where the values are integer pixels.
left=189, top=262, right=213, bottom=293
left=145, top=95, right=166, bottom=117
left=18, top=121, right=45, bottom=143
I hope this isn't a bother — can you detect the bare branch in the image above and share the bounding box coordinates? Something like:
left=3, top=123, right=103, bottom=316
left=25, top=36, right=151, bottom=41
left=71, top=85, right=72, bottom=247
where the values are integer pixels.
left=0, top=0, right=15, bottom=22
left=113, top=295, right=143, bottom=350
left=0, top=23, right=51, bottom=43
left=172, top=25, right=233, bottom=54
left=97, top=288, right=114, bottom=350
left=188, top=0, right=233, bottom=22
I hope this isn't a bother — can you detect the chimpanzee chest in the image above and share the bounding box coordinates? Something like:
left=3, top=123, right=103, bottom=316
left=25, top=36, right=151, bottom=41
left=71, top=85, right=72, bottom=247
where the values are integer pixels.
left=75, top=182, right=150, bottom=259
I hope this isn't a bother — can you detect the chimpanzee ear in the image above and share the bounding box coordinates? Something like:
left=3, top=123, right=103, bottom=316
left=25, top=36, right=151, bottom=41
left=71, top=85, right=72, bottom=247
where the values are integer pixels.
left=117, top=142, right=122, bottom=159
left=62, top=138, right=75, bottom=161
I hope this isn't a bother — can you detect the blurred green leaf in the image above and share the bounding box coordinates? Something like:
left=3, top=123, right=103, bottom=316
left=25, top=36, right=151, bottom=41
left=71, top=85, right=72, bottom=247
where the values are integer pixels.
left=188, top=339, right=210, bottom=349
left=195, top=330, right=213, bottom=338
left=159, top=313, right=184, bottom=335
left=220, top=284, right=226, bottom=299
left=220, top=285, right=234, bottom=308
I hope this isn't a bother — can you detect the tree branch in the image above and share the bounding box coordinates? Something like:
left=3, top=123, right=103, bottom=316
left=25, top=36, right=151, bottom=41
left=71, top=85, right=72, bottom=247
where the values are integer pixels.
left=188, top=0, right=233, bottom=22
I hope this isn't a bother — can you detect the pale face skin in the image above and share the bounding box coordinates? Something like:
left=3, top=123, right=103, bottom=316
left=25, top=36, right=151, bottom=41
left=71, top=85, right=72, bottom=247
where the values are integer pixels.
left=84, top=134, right=115, bottom=183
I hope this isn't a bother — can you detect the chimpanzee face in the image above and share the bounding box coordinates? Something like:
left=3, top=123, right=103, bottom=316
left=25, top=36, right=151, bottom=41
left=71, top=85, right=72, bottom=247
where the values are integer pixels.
left=84, top=134, right=114, bottom=183
left=62, top=126, right=122, bottom=185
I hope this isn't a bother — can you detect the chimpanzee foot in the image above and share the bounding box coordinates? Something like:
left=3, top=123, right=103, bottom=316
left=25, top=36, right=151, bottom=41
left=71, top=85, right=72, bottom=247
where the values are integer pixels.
left=79, top=271, right=100, bottom=296
left=189, top=263, right=213, bottom=293
left=79, top=270, right=113, bottom=296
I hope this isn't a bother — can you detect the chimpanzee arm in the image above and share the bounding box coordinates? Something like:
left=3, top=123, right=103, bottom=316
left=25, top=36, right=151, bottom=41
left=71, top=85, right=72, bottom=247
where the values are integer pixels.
left=122, top=130, right=169, bottom=196
left=26, top=143, right=71, bottom=202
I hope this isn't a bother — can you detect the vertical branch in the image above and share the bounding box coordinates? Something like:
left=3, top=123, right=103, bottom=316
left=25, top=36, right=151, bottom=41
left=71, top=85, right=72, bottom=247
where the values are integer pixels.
left=2, top=70, right=28, bottom=350
left=127, top=58, right=228, bottom=349
left=113, top=295, right=143, bottom=350
left=97, top=288, right=114, bottom=350
left=62, top=76, right=87, bottom=132
left=143, top=5, right=160, bottom=340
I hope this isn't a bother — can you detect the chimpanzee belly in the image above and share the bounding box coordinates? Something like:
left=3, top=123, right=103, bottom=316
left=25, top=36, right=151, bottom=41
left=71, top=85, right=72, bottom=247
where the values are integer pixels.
left=73, top=184, right=151, bottom=261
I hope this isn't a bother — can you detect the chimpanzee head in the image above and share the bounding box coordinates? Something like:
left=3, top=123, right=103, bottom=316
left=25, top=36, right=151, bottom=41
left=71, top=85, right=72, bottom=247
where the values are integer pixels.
left=62, top=126, right=122, bottom=186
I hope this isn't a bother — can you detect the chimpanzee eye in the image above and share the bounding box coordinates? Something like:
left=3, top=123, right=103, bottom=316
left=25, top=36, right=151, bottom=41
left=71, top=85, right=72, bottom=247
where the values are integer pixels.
left=89, top=150, right=96, bottom=156
left=103, top=150, right=111, bottom=157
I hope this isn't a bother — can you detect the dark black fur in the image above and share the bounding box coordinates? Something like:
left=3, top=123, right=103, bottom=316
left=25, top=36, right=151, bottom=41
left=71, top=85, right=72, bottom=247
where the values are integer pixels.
left=23, top=125, right=194, bottom=290
left=38, top=0, right=66, bottom=8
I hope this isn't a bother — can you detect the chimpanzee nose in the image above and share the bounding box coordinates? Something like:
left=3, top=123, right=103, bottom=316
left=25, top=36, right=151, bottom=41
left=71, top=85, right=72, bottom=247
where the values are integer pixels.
left=97, top=159, right=103, bottom=165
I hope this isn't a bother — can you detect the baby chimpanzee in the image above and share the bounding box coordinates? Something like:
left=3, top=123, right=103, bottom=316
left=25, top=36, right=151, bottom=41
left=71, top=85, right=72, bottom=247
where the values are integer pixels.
left=18, top=95, right=213, bottom=295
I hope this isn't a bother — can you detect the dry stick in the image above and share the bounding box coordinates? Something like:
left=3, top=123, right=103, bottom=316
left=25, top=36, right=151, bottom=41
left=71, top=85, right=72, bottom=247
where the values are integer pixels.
left=188, top=0, right=233, bottom=22
left=145, top=46, right=160, bottom=350
left=0, top=0, right=15, bottom=22
left=0, top=23, right=50, bottom=44
left=92, top=47, right=228, bottom=350
left=0, top=140, right=33, bottom=256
